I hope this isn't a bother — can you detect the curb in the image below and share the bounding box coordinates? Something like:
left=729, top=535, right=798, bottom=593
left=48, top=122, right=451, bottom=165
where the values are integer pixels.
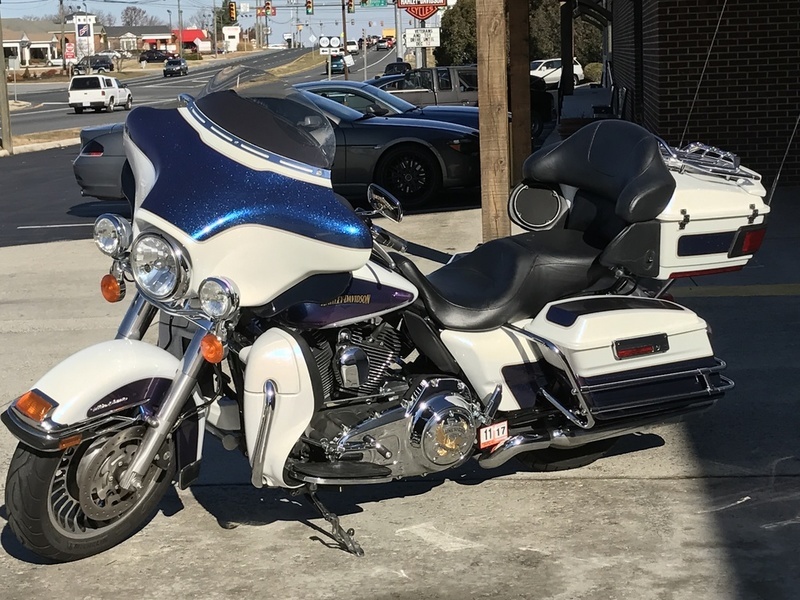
left=0, top=138, right=81, bottom=158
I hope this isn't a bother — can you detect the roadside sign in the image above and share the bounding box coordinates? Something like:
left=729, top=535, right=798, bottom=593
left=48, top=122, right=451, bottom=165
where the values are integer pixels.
left=343, top=54, right=355, bottom=67
left=320, top=47, right=331, bottom=55
left=308, top=34, right=317, bottom=44
left=319, top=36, right=330, bottom=47
left=329, top=36, right=341, bottom=48
left=65, top=43, right=75, bottom=59
left=369, top=0, right=387, bottom=5
left=240, top=2, right=250, bottom=12
left=397, top=0, right=444, bottom=21
left=403, top=27, right=440, bottom=48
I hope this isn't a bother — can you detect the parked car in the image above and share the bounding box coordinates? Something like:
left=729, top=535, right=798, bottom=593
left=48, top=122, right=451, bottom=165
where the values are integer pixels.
left=329, top=54, right=349, bottom=75
left=72, top=89, right=479, bottom=209
left=139, top=49, right=169, bottom=63
left=295, top=80, right=480, bottom=130
left=529, top=57, right=584, bottom=87
left=72, top=55, right=115, bottom=74
left=45, top=57, right=77, bottom=67
left=346, top=40, right=359, bottom=55
left=96, top=49, right=121, bottom=59
left=68, top=75, right=132, bottom=114
left=376, top=38, right=390, bottom=50
left=163, top=58, right=189, bottom=77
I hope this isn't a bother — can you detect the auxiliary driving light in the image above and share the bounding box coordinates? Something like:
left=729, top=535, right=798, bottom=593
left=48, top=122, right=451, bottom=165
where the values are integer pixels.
left=93, top=214, right=133, bottom=258
left=198, top=277, right=239, bottom=320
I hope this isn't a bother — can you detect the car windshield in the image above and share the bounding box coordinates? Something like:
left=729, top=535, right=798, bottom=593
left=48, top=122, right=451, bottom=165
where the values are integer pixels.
left=166, top=60, right=182, bottom=65
left=530, top=61, right=543, bottom=70
left=303, top=91, right=369, bottom=122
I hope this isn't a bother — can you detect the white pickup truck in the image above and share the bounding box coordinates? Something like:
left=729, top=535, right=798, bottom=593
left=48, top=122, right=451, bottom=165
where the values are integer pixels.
left=68, top=75, right=133, bottom=114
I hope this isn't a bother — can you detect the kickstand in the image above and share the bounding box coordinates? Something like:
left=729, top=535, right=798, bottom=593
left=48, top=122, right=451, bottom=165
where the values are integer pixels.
left=301, top=485, right=364, bottom=557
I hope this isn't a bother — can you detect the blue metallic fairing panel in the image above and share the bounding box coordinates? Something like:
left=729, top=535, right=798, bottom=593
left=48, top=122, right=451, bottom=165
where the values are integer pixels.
left=125, top=106, right=371, bottom=249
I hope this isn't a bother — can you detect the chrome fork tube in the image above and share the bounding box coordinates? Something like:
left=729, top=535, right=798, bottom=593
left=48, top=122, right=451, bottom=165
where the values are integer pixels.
left=116, top=293, right=159, bottom=341
left=119, top=320, right=212, bottom=490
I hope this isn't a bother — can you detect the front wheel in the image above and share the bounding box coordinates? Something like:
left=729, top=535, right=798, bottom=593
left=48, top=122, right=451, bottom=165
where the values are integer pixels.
left=5, top=426, right=175, bottom=562
left=375, top=145, right=442, bottom=209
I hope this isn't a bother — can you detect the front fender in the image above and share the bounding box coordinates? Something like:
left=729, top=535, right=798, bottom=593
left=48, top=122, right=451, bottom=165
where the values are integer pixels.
left=3, top=339, right=182, bottom=452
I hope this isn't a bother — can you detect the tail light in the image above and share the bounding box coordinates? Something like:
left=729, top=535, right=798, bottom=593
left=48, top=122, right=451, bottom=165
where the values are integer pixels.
left=728, top=224, right=767, bottom=258
left=613, top=333, right=669, bottom=360
left=82, top=140, right=104, bottom=157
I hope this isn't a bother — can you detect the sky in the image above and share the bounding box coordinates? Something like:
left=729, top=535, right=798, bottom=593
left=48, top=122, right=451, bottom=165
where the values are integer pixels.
left=0, top=0, right=447, bottom=45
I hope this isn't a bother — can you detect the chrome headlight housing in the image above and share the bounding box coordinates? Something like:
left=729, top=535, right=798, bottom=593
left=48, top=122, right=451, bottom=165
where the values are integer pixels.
left=93, top=214, right=132, bottom=258
left=130, top=233, right=190, bottom=301
left=198, top=277, right=240, bottom=320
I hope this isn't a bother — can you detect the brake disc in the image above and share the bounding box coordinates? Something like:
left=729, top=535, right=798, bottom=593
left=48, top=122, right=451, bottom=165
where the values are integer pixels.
left=77, top=426, right=160, bottom=521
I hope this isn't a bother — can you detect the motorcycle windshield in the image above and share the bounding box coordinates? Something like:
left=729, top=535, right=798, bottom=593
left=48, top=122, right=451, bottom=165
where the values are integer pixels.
left=125, top=67, right=370, bottom=250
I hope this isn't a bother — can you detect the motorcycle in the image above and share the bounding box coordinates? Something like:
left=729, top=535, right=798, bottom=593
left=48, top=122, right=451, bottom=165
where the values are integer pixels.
left=2, top=67, right=770, bottom=561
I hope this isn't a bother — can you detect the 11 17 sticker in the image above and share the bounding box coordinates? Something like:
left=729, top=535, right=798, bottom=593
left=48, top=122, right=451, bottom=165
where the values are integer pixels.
left=478, top=421, right=509, bottom=449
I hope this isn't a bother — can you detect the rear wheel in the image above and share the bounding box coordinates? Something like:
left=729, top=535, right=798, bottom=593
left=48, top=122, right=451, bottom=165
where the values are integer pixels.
left=375, top=145, right=442, bottom=209
left=5, top=426, right=175, bottom=562
left=74, top=107, right=83, bottom=114
left=106, top=98, right=115, bottom=113
left=124, top=96, right=132, bottom=111
left=515, top=438, right=617, bottom=472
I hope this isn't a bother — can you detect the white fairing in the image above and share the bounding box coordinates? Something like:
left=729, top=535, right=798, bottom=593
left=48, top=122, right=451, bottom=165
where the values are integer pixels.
left=526, top=296, right=713, bottom=379
left=656, top=169, right=769, bottom=279
left=124, top=130, right=156, bottom=212
left=440, top=322, right=538, bottom=412
left=133, top=210, right=371, bottom=308
left=242, top=328, right=316, bottom=488
left=32, top=340, right=179, bottom=426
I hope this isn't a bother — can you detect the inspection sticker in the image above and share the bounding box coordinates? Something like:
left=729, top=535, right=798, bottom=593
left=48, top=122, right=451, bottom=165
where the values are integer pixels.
left=478, top=421, right=509, bottom=449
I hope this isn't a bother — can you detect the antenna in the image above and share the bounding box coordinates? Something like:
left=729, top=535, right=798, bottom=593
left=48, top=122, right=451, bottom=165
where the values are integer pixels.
left=765, top=112, right=800, bottom=207
left=679, top=0, right=728, bottom=148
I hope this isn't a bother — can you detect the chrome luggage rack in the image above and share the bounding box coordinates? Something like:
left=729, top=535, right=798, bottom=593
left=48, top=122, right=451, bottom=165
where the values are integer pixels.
left=657, top=138, right=761, bottom=182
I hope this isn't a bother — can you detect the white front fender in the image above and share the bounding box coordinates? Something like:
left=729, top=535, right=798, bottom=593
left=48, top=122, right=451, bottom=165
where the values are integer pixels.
left=34, top=339, right=181, bottom=426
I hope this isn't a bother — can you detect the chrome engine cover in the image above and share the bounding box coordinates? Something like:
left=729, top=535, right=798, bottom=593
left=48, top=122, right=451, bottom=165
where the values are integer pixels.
left=334, top=378, right=478, bottom=478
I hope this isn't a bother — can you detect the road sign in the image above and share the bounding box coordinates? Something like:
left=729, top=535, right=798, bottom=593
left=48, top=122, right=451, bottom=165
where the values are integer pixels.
left=308, top=34, right=317, bottom=44
left=65, top=43, right=75, bottom=60
left=369, top=0, right=387, bottom=5
left=329, top=36, right=341, bottom=48
left=403, top=27, right=440, bottom=48
left=240, top=2, right=250, bottom=12
left=319, top=35, right=330, bottom=47
left=397, top=0, right=444, bottom=21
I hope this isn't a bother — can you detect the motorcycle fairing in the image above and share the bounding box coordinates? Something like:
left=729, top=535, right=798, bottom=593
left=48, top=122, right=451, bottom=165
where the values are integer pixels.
left=125, top=104, right=371, bottom=250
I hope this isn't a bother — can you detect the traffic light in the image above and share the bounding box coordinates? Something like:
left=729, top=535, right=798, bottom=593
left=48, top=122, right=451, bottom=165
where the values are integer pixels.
left=347, top=0, right=355, bottom=13
left=228, top=1, right=237, bottom=21
left=265, top=0, right=271, bottom=13
left=305, top=0, right=313, bottom=15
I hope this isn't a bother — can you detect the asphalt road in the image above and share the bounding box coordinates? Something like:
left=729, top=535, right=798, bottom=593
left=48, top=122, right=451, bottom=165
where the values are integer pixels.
left=8, top=47, right=399, bottom=136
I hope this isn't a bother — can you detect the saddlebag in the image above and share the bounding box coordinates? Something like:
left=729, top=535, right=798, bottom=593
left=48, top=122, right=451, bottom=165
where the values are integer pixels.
left=524, top=295, right=733, bottom=421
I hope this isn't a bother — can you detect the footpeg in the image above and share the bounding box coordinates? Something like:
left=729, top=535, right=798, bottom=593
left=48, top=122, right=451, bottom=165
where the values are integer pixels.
left=303, top=485, right=364, bottom=557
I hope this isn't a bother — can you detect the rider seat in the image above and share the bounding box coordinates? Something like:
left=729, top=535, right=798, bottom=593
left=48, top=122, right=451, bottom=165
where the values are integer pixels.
left=395, top=120, right=676, bottom=332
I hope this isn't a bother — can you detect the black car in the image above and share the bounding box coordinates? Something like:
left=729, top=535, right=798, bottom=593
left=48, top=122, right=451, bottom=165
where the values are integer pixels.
left=329, top=55, right=348, bottom=75
left=139, top=49, right=169, bottom=63
left=72, top=55, right=114, bottom=75
left=163, top=58, right=188, bottom=77
left=384, top=61, right=412, bottom=76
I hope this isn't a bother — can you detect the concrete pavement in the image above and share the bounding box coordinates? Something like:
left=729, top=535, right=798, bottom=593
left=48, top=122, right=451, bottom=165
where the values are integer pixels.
left=0, top=195, right=798, bottom=599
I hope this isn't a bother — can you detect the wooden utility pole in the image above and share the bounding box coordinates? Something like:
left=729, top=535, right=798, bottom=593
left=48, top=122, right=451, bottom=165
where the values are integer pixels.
left=508, top=0, right=531, bottom=183
left=476, top=0, right=510, bottom=241
left=0, top=0, right=14, bottom=154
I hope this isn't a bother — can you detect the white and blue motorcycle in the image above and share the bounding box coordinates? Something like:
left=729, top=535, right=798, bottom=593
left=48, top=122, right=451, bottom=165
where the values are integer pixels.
left=3, top=68, right=770, bottom=561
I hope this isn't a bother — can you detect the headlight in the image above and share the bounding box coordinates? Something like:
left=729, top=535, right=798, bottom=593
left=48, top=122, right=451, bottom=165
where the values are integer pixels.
left=93, top=214, right=132, bottom=258
left=198, top=277, right=239, bottom=320
left=130, top=234, right=190, bottom=300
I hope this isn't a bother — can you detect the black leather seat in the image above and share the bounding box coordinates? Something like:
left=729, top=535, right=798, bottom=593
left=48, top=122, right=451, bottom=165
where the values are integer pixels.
left=393, top=230, right=607, bottom=332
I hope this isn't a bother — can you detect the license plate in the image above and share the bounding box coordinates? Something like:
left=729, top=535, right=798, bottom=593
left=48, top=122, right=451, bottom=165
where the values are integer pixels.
left=478, top=420, right=509, bottom=449
left=83, top=102, right=90, bottom=107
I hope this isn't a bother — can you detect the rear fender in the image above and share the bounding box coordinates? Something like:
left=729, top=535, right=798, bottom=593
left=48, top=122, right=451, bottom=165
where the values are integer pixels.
left=2, top=340, right=206, bottom=476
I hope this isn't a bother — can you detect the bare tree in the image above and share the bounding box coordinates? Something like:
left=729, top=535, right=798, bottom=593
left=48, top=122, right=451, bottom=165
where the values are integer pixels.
left=93, top=10, right=117, bottom=27
left=121, top=7, right=165, bottom=27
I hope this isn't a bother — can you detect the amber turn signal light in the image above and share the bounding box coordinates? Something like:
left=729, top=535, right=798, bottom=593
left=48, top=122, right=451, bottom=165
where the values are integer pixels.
left=15, top=390, right=56, bottom=423
left=101, top=274, right=126, bottom=303
left=200, top=334, right=225, bottom=363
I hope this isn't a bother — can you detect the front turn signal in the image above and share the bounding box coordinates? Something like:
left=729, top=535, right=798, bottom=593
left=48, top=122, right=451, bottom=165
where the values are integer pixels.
left=15, top=390, right=56, bottom=423
left=200, top=334, right=225, bottom=364
left=101, top=274, right=126, bottom=303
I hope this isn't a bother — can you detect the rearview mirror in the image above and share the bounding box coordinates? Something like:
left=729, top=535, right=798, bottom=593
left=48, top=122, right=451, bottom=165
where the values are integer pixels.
left=367, top=184, right=403, bottom=222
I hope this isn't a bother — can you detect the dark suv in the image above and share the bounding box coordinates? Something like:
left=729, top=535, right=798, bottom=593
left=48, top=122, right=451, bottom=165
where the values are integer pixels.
left=139, top=49, right=169, bottom=63
left=163, top=58, right=188, bottom=77
left=73, top=55, right=114, bottom=75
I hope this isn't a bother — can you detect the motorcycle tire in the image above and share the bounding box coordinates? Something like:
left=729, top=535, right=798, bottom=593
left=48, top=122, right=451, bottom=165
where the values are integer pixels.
left=375, top=144, right=442, bottom=209
left=5, top=426, right=175, bottom=562
left=515, top=438, right=617, bottom=472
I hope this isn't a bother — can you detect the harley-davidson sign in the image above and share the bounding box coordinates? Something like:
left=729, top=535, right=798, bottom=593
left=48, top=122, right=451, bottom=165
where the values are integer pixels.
left=397, top=0, right=445, bottom=21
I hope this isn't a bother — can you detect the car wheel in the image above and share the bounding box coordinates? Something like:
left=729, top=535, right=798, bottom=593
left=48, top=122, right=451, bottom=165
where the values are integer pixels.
left=573, top=74, right=580, bottom=87
left=74, top=107, right=83, bottom=114
left=106, top=98, right=115, bottom=113
left=124, top=96, right=133, bottom=111
left=375, top=144, right=442, bottom=209
left=97, top=68, right=106, bottom=73
left=531, top=112, right=544, bottom=139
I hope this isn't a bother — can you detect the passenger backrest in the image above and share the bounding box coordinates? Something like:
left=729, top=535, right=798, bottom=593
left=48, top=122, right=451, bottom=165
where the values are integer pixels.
left=522, top=120, right=676, bottom=241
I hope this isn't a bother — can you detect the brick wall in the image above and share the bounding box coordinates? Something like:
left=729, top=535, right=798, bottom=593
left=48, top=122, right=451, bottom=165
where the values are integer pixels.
left=611, top=0, right=800, bottom=186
